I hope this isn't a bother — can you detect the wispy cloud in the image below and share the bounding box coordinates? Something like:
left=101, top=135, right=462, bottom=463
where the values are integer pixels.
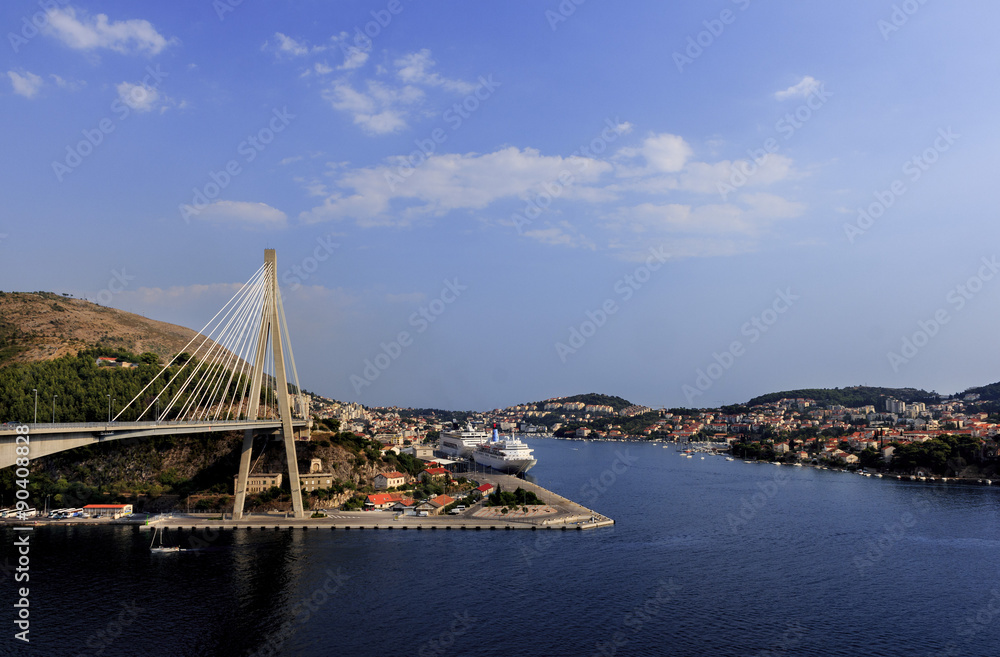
left=116, top=81, right=161, bottom=112
left=50, top=74, right=86, bottom=91
left=394, top=49, right=477, bottom=94
left=190, top=200, right=288, bottom=229
left=7, top=70, right=43, bottom=98
left=300, top=146, right=611, bottom=226
left=299, top=126, right=805, bottom=259
left=313, top=47, right=480, bottom=135
left=43, top=7, right=175, bottom=55
left=322, top=79, right=423, bottom=135
left=774, top=76, right=821, bottom=101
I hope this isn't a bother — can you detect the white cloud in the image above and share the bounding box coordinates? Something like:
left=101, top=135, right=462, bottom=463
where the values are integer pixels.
left=775, top=76, right=821, bottom=101
left=49, top=74, right=85, bottom=91
left=301, top=146, right=611, bottom=226
left=614, top=133, right=693, bottom=176
left=296, top=122, right=805, bottom=258
left=339, top=46, right=369, bottom=70
left=116, top=81, right=160, bottom=112
left=191, top=201, right=288, bottom=229
left=323, top=79, right=423, bottom=135
left=523, top=223, right=595, bottom=250
left=609, top=191, right=804, bottom=238
left=7, top=70, right=43, bottom=98
left=394, top=49, right=476, bottom=94
left=739, top=192, right=806, bottom=219
left=317, top=48, right=479, bottom=134
left=44, top=7, right=174, bottom=55
left=274, top=32, right=309, bottom=57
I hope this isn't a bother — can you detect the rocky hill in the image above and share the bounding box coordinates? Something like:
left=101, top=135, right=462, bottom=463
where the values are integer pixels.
left=0, top=291, right=204, bottom=367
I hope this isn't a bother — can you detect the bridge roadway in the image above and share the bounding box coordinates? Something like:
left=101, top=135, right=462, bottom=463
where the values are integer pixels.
left=0, top=419, right=308, bottom=469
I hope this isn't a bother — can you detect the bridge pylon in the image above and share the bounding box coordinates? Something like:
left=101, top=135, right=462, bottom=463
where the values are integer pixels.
left=233, top=250, right=305, bottom=519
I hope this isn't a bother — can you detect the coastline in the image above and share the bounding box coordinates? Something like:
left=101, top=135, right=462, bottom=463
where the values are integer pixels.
left=3, top=472, right=615, bottom=532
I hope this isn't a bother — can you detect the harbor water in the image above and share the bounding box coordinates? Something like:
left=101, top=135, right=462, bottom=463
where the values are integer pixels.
left=4, top=438, right=1000, bottom=656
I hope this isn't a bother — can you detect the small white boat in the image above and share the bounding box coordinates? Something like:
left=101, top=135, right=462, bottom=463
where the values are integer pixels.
left=150, top=527, right=180, bottom=554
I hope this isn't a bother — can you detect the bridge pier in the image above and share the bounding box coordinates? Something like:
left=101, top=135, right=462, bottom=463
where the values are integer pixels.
left=232, top=249, right=304, bottom=519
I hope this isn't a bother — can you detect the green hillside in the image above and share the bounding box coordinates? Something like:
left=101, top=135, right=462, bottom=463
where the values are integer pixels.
left=745, top=386, right=940, bottom=409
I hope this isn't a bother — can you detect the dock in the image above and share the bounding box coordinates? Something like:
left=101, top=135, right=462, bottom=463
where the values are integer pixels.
left=5, top=474, right=614, bottom=533
left=142, top=473, right=614, bottom=532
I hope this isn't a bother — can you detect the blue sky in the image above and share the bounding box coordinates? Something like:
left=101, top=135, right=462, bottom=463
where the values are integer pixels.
left=3, top=1, right=1000, bottom=411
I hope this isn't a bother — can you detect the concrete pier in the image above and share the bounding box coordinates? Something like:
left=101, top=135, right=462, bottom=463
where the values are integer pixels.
left=5, top=475, right=614, bottom=532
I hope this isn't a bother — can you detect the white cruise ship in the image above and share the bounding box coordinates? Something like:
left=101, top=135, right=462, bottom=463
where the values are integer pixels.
left=471, top=428, right=537, bottom=474
left=437, top=422, right=490, bottom=458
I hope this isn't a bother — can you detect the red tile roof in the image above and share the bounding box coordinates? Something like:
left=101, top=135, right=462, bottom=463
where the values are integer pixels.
left=379, top=471, right=406, bottom=479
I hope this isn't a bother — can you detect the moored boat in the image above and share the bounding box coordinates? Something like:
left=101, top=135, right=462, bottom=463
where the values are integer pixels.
left=471, top=428, right=537, bottom=474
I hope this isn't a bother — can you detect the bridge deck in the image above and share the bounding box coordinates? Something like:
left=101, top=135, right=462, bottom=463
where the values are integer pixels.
left=0, top=419, right=308, bottom=469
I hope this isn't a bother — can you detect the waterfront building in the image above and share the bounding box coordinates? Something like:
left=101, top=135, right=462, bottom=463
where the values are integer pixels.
left=365, top=493, right=407, bottom=510
left=83, top=504, right=133, bottom=519
left=300, top=458, right=336, bottom=492
left=233, top=473, right=283, bottom=494
left=415, top=495, right=454, bottom=515
left=374, top=471, right=407, bottom=490
left=419, top=467, right=450, bottom=481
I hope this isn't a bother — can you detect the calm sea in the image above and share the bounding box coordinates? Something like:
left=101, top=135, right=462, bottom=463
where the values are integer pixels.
left=4, top=439, right=1000, bottom=656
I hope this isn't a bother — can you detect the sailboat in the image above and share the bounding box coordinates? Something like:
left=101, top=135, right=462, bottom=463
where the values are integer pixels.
left=150, top=526, right=180, bottom=553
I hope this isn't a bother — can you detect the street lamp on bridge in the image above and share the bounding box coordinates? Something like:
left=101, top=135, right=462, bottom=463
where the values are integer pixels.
left=52, top=395, right=57, bottom=424
left=32, top=388, right=37, bottom=425
left=107, top=394, right=111, bottom=423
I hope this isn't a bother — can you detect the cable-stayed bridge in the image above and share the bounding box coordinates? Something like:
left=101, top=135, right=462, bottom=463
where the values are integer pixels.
left=0, top=250, right=311, bottom=518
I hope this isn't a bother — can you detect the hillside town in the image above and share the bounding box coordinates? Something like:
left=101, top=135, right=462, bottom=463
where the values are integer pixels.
left=306, top=390, right=1000, bottom=481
